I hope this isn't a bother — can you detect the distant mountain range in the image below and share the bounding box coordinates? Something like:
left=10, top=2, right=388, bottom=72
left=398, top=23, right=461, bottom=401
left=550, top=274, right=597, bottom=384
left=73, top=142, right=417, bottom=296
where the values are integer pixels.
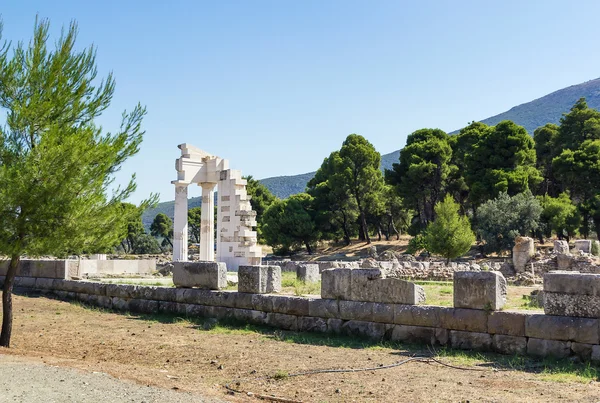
left=143, top=77, right=600, bottom=224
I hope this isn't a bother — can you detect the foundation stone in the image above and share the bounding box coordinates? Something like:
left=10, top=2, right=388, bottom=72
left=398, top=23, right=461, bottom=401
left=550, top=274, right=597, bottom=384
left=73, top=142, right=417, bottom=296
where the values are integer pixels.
left=173, top=261, right=227, bottom=290
left=453, top=271, right=507, bottom=310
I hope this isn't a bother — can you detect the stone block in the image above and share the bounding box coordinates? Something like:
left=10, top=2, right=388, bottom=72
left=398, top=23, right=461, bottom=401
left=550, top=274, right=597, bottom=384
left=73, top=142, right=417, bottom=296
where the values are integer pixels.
left=266, top=313, right=298, bottom=330
left=543, top=272, right=600, bottom=296
left=128, top=299, right=159, bottom=314
left=14, top=277, right=36, bottom=288
left=339, top=300, right=374, bottom=321
left=321, top=268, right=352, bottom=300
left=271, top=295, right=310, bottom=316
left=450, top=331, right=492, bottom=351
left=512, top=236, right=534, bottom=273
left=492, top=334, right=527, bottom=355
left=132, top=285, right=160, bottom=300
left=308, top=298, right=339, bottom=318
left=251, top=294, right=273, bottom=312
left=298, top=316, right=328, bottom=333
left=297, top=264, right=320, bottom=283
left=106, top=284, right=137, bottom=299
left=527, top=338, right=571, bottom=358
left=158, top=301, right=181, bottom=314
left=543, top=292, right=600, bottom=318
left=592, top=345, right=600, bottom=363
left=571, top=342, right=594, bottom=361
left=574, top=240, right=592, bottom=254
left=526, top=315, right=599, bottom=344
left=216, top=291, right=253, bottom=309
left=374, top=278, right=426, bottom=305
left=185, top=304, right=207, bottom=318
left=341, top=320, right=386, bottom=340
left=556, top=254, right=573, bottom=270
left=554, top=240, right=570, bottom=255
left=153, top=287, right=177, bottom=302
left=34, top=278, right=55, bottom=290
left=327, top=318, right=344, bottom=334
left=439, top=308, right=488, bottom=333
left=350, top=268, right=384, bottom=301
left=391, top=325, right=440, bottom=345
left=175, top=288, right=214, bottom=305
left=453, top=271, right=507, bottom=310
left=173, top=261, right=227, bottom=290
left=111, top=297, right=129, bottom=311
left=371, top=303, right=394, bottom=323
left=238, top=265, right=281, bottom=294
left=88, top=294, right=113, bottom=309
left=487, top=311, right=527, bottom=336
left=394, top=305, right=442, bottom=328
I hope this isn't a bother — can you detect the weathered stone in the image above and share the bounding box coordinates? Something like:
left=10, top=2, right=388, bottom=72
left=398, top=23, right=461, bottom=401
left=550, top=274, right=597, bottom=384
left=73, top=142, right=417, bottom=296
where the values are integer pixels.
left=439, top=308, right=488, bottom=333
left=308, top=298, right=339, bottom=318
left=173, top=261, right=227, bottom=290
left=450, top=331, right=492, bottom=351
left=266, top=313, right=298, bottom=330
left=435, top=328, right=450, bottom=345
left=297, top=264, right=320, bottom=283
left=185, top=303, right=206, bottom=318
left=34, top=278, right=55, bottom=290
left=88, top=294, right=113, bottom=309
left=342, top=320, right=386, bottom=340
left=371, top=303, right=394, bottom=323
left=271, top=295, right=309, bottom=316
left=543, top=272, right=600, bottom=296
left=492, top=334, right=527, bottom=355
left=571, top=342, right=594, bottom=361
left=375, top=278, right=425, bottom=305
left=487, top=311, right=527, bottom=336
left=321, top=268, right=352, bottom=300
left=391, top=325, right=441, bottom=345
left=512, top=236, right=534, bottom=273
left=453, top=271, right=507, bottom=310
left=543, top=292, right=600, bottom=318
left=556, top=254, right=573, bottom=270
left=339, top=300, right=373, bottom=321
left=238, top=265, right=281, bottom=294
left=554, top=240, right=570, bottom=254
left=327, top=318, right=344, bottom=334
left=251, top=294, right=273, bottom=312
left=175, top=288, right=214, bottom=305
left=111, top=297, right=129, bottom=311
left=106, top=284, right=137, bottom=299
left=350, top=268, right=384, bottom=301
left=298, top=316, right=328, bottom=333
left=394, top=305, right=442, bottom=328
left=158, top=301, right=181, bottom=314
left=592, top=345, right=600, bottom=363
left=526, top=315, right=599, bottom=344
left=128, top=299, right=159, bottom=314
left=151, top=287, right=177, bottom=302
left=527, top=338, right=571, bottom=358
left=14, top=277, right=36, bottom=288
left=574, top=240, right=592, bottom=254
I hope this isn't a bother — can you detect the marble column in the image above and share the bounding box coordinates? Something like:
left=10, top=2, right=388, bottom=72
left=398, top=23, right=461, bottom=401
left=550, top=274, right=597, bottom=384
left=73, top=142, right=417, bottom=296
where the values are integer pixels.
left=200, top=183, right=216, bottom=261
left=173, top=184, right=189, bottom=261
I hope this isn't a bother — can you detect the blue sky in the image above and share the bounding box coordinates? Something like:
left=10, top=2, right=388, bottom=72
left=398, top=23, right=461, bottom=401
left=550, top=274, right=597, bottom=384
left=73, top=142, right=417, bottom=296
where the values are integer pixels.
left=3, top=0, right=600, bottom=203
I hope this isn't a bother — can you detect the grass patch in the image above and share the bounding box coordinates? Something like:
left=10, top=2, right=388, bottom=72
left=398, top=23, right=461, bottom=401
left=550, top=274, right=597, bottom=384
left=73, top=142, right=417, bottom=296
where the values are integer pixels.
left=281, top=271, right=321, bottom=296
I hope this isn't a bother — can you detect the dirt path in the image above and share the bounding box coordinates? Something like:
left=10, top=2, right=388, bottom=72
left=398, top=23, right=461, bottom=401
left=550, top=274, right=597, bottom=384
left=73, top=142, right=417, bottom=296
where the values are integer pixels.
left=2, top=293, right=600, bottom=402
left=0, top=354, right=221, bottom=403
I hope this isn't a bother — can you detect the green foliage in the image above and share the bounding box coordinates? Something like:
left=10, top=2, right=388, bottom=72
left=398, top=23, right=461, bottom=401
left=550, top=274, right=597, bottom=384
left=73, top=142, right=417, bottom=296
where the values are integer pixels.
left=187, top=207, right=202, bottom=243
left=132, top=233, right=162, bottom=254
left=538, top=193, right=580, bottom=240
left=245, top=175, right=276, bottom=241
left=424, top=195, right=475, bottom=262
left=331, top=134, right=385, bottom=243
left=465, top=120, right=541, bottom=206
left=476, top=191, right=542, bottom=254
left=120, top=203, right=146, bottom=253
left=262, top=193, right=319, bottom=255
left=150, top=213, right=173, bottom=249
left=406, top=234, right=428, bottom=255
left=387, top=128, right=453, bottom=228
left=534, top=123, right=560, bottom=195
left=556, top=98, right=600, bottom=151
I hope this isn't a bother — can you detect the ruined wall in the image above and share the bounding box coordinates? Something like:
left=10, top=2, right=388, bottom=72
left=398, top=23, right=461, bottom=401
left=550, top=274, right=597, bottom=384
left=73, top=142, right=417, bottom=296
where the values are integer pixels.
left=3, top=271, right=600, bottom=363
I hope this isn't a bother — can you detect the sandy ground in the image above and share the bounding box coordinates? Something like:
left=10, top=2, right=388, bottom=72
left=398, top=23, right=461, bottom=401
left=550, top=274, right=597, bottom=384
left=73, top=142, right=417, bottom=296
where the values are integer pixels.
left=1, top=293, right=600, bottom=402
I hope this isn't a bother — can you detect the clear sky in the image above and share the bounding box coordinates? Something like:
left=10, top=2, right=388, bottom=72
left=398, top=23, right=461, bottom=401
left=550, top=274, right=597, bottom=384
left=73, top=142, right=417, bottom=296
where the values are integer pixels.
left=2, top=0, right=600, bottom=203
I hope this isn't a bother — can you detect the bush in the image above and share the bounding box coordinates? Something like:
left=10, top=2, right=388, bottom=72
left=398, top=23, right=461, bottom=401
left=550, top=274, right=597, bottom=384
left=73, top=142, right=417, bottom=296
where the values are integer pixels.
left=406, top=234, right=428, bottom=255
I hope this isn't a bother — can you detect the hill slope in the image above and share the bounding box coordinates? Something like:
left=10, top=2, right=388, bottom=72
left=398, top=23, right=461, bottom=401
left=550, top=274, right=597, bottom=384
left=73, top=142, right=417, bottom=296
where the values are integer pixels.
left=145, top=77, right=600, bottom=214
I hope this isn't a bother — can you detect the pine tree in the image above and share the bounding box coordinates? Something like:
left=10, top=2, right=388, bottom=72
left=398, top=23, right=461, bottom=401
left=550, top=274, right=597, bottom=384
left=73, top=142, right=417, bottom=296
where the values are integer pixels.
left=424, top=195, right=475, bottom=263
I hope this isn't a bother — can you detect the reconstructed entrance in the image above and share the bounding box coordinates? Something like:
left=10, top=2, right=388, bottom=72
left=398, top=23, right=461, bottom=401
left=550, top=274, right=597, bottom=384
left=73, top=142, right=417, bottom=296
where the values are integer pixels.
left=172, top=144, right=262, bottom=270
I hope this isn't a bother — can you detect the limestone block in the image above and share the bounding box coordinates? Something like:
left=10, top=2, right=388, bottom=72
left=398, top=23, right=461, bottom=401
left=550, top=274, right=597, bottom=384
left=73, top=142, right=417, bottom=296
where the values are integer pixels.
left=173, top=261, right=227, bottom=290
left=571, top=342, right=594, bottom=361
left=327, top=318, right=344, bottom=334
left=341, top=320, right=386, bottom=340
left=339, top=300, right=374, bottom=321
left=449, top=330, right=492, bottom=351
left=554, top=240, right=570, bottom=254
left=592, top=345, right=600, bottom=363
left=266, top=313, right=298, bottom=330
left=439, top=308, right=488, bottom=333
left=298, top=316, right=328, bottom=333
left=297, top=264, right=320, bottom=283
left=543, top=272, right=600, bottom=295
left=391, top=325, right=440, bottom=345
left=271, top=295, right=309, bottom=316
left=350, top=268, right=384, bottom=301
left=308, top=298, right=339, bottom=318
left=14, top=277, right=36, bottom=288
left=574, top=240, right=592, bottom=254
left=453, top=271, right=507, bottom=310
left=153, top=287, right=177, bottom=302
left=371, top=303, right=394, bottom=323
left=394, top=305, right=442, bottom=328
left=321, top=268, right=352, bottom=300
left=158, top=301, right=180, bottom=314
left=106, top=284, right=137, bottom=299
left=556, top=253, right=573, bottom=270
left=111, top=297, right=129, bottom=311
left=233, top=308, right=267, bottom=325
left=543, top=292, right=600, bottom=318
left=282, top=261, right=298, bottom=272
left=512, top=237, right=535, bottom=273
left=492, top=334, right=527, bottom=355
left=251, top=294, right=274, bottom=312
left=525, top=315, right=599, bottom=344
left=217, top=291, right=253, bottom=309
left=487, top=312, right=527, bottom=336
left=185, top=304, right=206, bottom=318
left=34, top=278, right=55, bottom=290
left=128, top=299, right=159, bottom=314
left=238, top=265, right=281, bottom=294
left=350, top=269, right=425, bottom=304
left=527, top=338, right=571, bottom=358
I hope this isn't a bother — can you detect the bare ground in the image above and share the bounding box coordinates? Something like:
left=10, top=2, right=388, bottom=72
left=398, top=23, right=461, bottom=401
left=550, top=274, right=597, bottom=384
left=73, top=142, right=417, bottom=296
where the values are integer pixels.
left=2, top=292, right=600, bottom=402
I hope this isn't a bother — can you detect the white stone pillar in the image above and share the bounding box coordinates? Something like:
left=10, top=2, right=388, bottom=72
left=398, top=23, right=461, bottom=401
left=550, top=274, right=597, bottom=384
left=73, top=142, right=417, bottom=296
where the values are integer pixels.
left=173, top=184, right=189, bottom=261
left=200, top=183, right=216, bottom=261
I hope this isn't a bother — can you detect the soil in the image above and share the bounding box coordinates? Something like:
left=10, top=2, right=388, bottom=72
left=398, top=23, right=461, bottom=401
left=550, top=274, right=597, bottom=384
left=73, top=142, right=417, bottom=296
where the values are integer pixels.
left=2, top=293, right=600, bottom=402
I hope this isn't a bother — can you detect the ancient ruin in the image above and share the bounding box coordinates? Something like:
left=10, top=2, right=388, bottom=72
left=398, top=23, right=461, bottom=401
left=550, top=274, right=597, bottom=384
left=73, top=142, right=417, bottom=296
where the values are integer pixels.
left=172, top=144, right=262, bottom=270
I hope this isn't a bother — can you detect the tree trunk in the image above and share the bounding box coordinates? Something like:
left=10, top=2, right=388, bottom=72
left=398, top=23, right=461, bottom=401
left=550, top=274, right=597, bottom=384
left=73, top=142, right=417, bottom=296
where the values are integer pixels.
left=359, top=211, right=370, bottom=244
left=304, top=241, right=313, bottom=255
left=1, top=255, right=20, bottom=347
left=388, top=214, right=400, bottom=240
left=340, top=210, right=351, bottom=246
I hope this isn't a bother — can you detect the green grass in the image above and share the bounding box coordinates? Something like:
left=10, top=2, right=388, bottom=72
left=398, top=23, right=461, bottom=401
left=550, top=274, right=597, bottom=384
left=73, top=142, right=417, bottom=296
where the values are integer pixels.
left=281, top=271, right=321, bottom=296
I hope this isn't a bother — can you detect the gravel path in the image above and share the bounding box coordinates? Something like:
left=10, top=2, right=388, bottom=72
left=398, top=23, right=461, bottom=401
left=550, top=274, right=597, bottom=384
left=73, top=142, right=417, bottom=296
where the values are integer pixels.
left=0, top=355, right=226, bottom=403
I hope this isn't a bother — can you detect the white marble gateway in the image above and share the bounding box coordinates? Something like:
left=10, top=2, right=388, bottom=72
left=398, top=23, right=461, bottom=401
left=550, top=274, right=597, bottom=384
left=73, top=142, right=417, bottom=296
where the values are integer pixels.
left=172, top=144, right=262, bottom=270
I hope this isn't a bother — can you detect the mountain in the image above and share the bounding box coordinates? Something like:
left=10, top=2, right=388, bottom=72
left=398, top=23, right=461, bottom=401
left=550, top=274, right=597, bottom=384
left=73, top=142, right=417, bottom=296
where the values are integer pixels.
left=144, top=77, right=600, bottom=217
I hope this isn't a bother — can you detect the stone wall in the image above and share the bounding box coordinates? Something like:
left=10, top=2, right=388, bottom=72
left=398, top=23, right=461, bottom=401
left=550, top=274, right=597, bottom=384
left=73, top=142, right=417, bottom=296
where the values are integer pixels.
left=3, top=271, right=600, bottom=363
